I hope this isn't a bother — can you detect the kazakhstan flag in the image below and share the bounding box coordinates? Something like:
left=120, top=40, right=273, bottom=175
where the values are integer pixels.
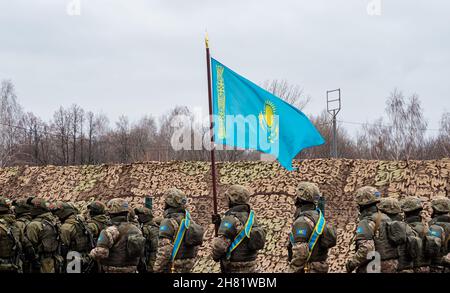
left=211, top=58, right=325, bottom=170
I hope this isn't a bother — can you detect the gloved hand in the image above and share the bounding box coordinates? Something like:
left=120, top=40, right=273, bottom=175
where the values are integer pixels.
left=211, top=214, right=221, bottom=226
left=345, top=259, right=357, bottom=273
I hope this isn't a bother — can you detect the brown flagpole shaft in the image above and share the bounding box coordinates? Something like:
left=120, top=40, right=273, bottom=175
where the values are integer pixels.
left=205, top=36, right=219, bottom=236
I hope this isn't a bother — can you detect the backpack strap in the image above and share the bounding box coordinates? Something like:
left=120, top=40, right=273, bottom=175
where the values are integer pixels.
left=170, top=210, right=191, bottom=263
left=225, top=210, right=255, bottom=260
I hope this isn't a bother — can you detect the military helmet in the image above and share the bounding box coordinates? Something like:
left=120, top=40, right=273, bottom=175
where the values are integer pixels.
left=87, top=200, right=106, bottom=215
left=164, top=188, right=188, bottom=208
left=52, top=201, right=76, bottom=220
left=431, top=196, right=450, bottom=213
left=296, top=182, right=321, bottom=203
left=377, top=197, right=402, bottom=214
left=107, top=198, right=129, bottom=214
left=401, top=197, right=423, bottom=213
left=12, top=198, right=33, bottom=215
left=225, top=185, right=250, bottom=205
left=0, top=197, right=12, bottom=213
left=355, top=186, right=381, bottom=206
left=30, top=198, right=51, bottom=216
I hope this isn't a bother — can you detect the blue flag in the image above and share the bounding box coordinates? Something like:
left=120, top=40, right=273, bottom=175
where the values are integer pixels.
left=211, top=58, right=325, bottom=170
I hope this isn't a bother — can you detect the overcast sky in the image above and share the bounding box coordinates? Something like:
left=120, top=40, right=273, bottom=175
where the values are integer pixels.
left=1, top=0, right=449, bottom=135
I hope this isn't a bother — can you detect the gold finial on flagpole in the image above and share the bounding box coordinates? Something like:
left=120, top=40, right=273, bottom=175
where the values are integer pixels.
left=205, top=30, right=209, bottom=48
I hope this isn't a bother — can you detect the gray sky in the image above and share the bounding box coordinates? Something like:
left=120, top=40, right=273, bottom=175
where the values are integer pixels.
left=1, top=0, right=449, bottom=135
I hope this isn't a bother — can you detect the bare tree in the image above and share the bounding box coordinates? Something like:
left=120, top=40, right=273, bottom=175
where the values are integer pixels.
left=0, top=80, right=24, bottom=166
left=262, top=79, right=310, bottom=110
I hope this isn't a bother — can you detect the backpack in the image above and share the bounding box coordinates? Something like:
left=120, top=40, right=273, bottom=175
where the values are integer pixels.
left=40, top=219, right=60, bottom=253
left=184, top=221, right=204, bottom=247
left=424, top=224, right=443, bottom=257
left=386, top=221, right=407, bottom=245
left=406, top=234, right=422, bottom=259
left=126, top=233, right=146, bottom=258
left=0, top=221, right=17, bottom=259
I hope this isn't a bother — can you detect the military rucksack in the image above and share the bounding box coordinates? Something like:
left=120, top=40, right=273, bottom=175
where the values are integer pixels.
left=40, top=219, right=60, bottom=253
left=126, top=233, right=146, bottom=259
left=0, top=220, right=18, bottom=259
left=72, top=216, right=95, bottom=252
left=406, top=233, right=422, bottom=259
left=424, top=224, right=444, bottom=257
left=184, top=221, right=204, bottom=247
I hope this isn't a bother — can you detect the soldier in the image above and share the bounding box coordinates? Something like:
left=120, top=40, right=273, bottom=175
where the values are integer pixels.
left=86, top=200, right=110, bottom=243
left=12, top=198, right=33, bottom=273
left=287, top=182, right=336, bottom=273
left=428, top=196, right=450, bottom=273
left=153, top=188, right=204, bottom=273
left=401, top=197, right=431, bottom=273
left=211, top=185, right=266, bottom=273
left=377, top=197, right=417, bottom=273
left=135, top=207, right=159, bottom=273
left=0, top=197, right=23, bottom=273
left=89, top=198, right=145, bottom=273
left=53, top=201, right=95, bottom=273
left=346, top=186, right=397, bottom=273
left=24, top=198, right=62, bottom=273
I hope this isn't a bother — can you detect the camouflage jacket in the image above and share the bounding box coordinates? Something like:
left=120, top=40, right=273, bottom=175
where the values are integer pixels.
left=86, top=214, right=110, bottom=243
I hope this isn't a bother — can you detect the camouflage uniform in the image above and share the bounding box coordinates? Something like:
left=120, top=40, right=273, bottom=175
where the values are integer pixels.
left=135, top=207, right=159, bottom=273
left=428, top=196, right=450, bottom=273
left=401, top=197, right=431, bottom=273
left=54, top=202, right=95, bottom=273
left=86, top=201, right=110, bottom=243
left=24, top=198, right=62, bottom=273
left=0, top=197, right=23, bottom=272
left=346, top=187, right=400, bottom=273
left=12, top=198, right=33, bottom=273
left=211, top=185, right=266, bottom=273
left=154, top=188, right=202, bottom=273
left=288, top=182, right=336, bottom=273
left=89, top=198, right=144, bottom=273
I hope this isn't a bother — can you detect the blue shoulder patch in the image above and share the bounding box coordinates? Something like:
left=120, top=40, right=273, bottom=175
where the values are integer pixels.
left=297, top=228, right=307, bottom=236
left=159, top=225, right=168, bottom=232
left=222, top=221, right=232, bottom=229
left=429, top=229, right=441, bottom=237
left=356, top=226, right=363, bottom=234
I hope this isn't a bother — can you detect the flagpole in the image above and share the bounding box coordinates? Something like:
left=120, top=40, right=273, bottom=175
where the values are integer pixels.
left=205, top=34, right=219, bottom=236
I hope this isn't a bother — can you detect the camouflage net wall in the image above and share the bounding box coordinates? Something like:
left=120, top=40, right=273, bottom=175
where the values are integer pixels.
left=1, top=158, right=449, bottom=273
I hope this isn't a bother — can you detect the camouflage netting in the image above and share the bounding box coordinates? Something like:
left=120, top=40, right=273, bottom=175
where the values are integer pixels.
left=0, top=159, right=449, bottom=272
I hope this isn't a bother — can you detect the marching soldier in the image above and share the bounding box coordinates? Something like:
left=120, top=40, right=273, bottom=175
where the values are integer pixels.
left=153, top=188, right=204, bottom=273
left=86, top=200, right=110, bottom=243
left=0, top=197, right=23, bottom=273
left=12, top=198, right=33, bottom=273
left=346, top=186, right=395, bottom=273
left=53, top=201, right=95, bottom=273
left=401, top=197, right=432, bottom=273
left=287, top=182, right=336, bottom=273
left=211, top=185, right=266, bottom=273
left=428, top=196, right=450, bottom=273
left=89, top=198, right=145, bottom=273
left=24, top=198, right=62, bottom=273
left=135, top=207, right=159, bottom=273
